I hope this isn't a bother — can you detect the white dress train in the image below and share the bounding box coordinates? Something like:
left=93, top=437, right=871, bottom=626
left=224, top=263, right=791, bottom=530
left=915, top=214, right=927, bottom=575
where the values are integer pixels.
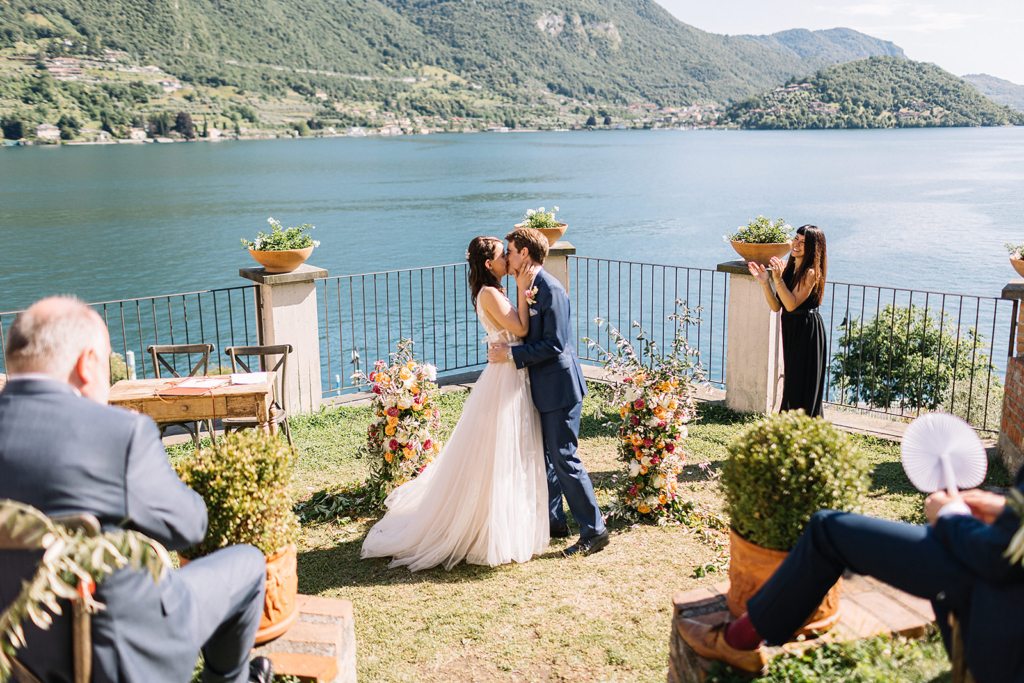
left=360, top=300, right=549, bottom=571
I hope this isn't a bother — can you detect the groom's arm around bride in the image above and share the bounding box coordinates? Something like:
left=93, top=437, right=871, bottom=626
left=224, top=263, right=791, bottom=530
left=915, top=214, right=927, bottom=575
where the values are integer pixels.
left=487, top=228, right=609, bottom=557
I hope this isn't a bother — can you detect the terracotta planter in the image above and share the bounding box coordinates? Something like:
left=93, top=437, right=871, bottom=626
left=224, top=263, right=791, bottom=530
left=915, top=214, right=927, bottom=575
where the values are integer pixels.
left=730, top=240, right=791, bottom=267
left=514, top=222, right=567, bottom=247
left=248, top=247, right=313, bottom=274
left=726, top=529, right=841, bottom=638
left=255, top=542, right=299, bottom=644
left=1011, top=256, right=1024, bottom=279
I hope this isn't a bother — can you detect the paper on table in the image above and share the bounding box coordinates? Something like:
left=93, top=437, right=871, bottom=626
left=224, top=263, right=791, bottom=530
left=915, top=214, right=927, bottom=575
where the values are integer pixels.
left=177, top=377, right=229, bottom=389
left=231, top=372, right=269, bottom=385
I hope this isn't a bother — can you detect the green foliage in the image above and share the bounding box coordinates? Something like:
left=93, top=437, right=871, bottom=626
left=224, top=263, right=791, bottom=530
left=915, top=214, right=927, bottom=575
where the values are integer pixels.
left=725, top=56, right=1024, bottom=129
left=520, top=206, right=560, bottom=231
left=173, top=111, right=196, bottom=139
left=241, top=217, right=319, bottom=251
left=175, top=429, right=300, bottom=558
left=721, top=411, right=870, bottom=551
left=739, top=27, right=904, bottom=64
left=707, top=630, right=951, bottom=682
left=726, top=215, right=792, bottom=244
left=0, top=500, right=171, bottom=680
left=830, top=304, right=998, bottom=419
left=963, top=73, right=1024, bottom=113
left=1006, top=242, right=1024, bottom=259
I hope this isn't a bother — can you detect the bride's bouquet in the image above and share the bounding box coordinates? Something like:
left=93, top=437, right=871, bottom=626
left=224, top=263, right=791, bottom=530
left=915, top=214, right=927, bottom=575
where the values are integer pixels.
left=357, top=339, right=443, bottom=501
left=585, top=303, right=706, bottom=524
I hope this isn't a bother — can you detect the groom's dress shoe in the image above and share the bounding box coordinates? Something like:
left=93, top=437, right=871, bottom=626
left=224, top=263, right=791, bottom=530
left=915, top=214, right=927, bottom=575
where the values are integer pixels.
left=562, top=529, right=609, bottom=557
left=674, top=619, right=768, bottom=676
left=550, top=522, right=570, bottom=538
left=249, top=656, right=274, bottom=683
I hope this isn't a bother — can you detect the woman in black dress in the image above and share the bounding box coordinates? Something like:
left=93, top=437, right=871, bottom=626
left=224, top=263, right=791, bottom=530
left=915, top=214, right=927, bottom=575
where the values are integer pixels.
left=747, top=225, right=828, bottom=417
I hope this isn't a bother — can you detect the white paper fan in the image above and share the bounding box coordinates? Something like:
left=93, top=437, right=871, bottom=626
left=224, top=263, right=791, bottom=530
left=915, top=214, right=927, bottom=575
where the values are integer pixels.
left=900, top=413, right=987, bottom=494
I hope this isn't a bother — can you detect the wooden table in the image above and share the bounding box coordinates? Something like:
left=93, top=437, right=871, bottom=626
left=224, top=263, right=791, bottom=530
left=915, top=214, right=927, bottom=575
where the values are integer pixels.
left=108, top=374, right=276, bottom=430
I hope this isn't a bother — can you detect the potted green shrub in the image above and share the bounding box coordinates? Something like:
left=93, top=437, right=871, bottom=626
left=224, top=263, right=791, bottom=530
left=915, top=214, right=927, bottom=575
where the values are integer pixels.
left=726, top=215, right=793, bottom=266
left=242, top=217, right=320, bottom=273
left=1005, top=242, right=1024, bottom=279
left=175, top=429, right=300, bottom=644
left=720, top=410, right=870, bottom=635
left=515, top=206, right=566, bottom=246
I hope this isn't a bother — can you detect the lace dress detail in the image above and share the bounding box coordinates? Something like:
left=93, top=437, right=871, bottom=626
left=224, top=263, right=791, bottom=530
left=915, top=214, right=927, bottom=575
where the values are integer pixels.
left=360, top=297, right=549, bottom=570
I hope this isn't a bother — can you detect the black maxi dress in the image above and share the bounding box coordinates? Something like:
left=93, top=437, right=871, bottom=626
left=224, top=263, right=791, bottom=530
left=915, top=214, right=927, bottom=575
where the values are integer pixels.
left=777, top=271, right=827, bottom=417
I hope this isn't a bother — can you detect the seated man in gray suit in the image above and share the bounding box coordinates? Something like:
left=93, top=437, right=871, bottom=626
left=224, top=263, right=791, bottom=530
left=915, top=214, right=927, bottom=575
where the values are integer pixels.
left=0, top=297, right=273, bottom=683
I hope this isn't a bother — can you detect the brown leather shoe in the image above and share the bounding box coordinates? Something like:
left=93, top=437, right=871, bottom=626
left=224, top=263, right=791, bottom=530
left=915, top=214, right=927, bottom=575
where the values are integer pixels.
left=675, top=618, right=768, bottom=676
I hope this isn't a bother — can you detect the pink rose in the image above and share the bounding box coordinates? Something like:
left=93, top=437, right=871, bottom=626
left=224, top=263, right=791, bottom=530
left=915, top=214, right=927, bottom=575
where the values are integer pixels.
left=658, top=420, right=667, bottom=428
left=389, top=439, right=400, bottom=451
left=372, top=385, right=382, bottom=395
left=630, top=415, right=640, bottom=426
left=387, top=407, right=399, bottom=417
left=423, top=439, right=433, bottom=450
left=368, top=371, right=376, bottom=381
left=651, top=456, right=660, bottom=465
left=664, top=442, right=675, bottom=453
left=643, top=438, right=653, bottom=447
left=634, top=398, right=645, bottom=410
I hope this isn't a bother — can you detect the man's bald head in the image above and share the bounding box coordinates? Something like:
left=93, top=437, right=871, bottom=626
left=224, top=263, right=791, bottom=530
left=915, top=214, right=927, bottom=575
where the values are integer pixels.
left=6, top=297, right=109, bottom=379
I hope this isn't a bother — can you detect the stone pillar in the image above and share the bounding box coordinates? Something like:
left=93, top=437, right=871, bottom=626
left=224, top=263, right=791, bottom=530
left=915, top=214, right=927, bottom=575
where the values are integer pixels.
left=998, top=281, right=1024, bottom=473
left=717, top=260, right=784, bottom=414
left=240, top=263, right=328, bottom=415
left=546, top=240, right=576, bottom=293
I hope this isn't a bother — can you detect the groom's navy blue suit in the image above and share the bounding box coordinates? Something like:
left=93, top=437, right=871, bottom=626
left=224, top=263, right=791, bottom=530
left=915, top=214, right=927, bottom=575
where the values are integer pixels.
left=747, top=464, right=1024, bottom=683
left=511, top=268, right=606, bottom=539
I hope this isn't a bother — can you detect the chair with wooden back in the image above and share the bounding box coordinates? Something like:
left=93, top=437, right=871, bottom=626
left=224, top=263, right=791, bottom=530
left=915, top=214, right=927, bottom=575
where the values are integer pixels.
left=145, top=343, right=215, bottom=447
left=1, top=505, right=101, bottom=683
left=223, top=344, right=293, bottom=446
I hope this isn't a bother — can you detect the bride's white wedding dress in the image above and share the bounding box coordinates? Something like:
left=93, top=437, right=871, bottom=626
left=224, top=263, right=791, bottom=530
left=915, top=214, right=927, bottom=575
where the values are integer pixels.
left=360, top=299, right=549, bottom=571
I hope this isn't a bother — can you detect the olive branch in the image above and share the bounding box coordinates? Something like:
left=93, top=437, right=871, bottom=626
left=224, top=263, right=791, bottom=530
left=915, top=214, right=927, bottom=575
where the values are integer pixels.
left=0, top=501, right=171, bottom=681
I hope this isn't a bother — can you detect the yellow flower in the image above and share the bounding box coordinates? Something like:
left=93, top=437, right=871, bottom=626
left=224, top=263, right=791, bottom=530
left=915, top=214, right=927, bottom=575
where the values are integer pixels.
left=384, top=452, right=394, bottom=463
left=433, top=442, right=442, bottom=453
left=660, top=381, right=671, bottom=392
left=659, top=494, right=667, bottom=505
left=630, top=433, right=642, bottom=446
left=619, top=405, right=628, bottom=418
left=668, top=400, right=678, bottom=410
left=399, top=367, right=412, bottom=380
left=387, top=416, right=399, bottom=427
left=385, top=425, right=396, bottom=436
left=403, top=447, right=414, bottom=459
left=409, top=383, right=420, bottom=395
left=638, top=504, right=650, bottom=514
left=640, top=466, right=648, bottom=475
left=653, top=406, right=666, bottom=419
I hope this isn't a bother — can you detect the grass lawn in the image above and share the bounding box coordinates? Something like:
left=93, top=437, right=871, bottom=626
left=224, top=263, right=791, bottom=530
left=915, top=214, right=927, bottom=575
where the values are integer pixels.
left=175, top=382, right=1011, bottom=682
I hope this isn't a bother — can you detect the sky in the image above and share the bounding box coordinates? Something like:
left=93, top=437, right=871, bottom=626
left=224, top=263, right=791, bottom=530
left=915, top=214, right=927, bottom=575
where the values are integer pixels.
left=656, top=0, right=1024, bottom=85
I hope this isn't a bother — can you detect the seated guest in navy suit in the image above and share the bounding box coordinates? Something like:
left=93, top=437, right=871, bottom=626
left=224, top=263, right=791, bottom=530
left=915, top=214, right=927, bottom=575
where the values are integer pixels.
left=0, top=297, right=273, bottom=683
left=675, top=469, right=1024, bottom=681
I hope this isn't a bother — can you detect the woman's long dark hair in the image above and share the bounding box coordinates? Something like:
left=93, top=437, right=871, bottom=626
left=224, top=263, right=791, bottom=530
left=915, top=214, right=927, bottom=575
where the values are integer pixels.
left=467, top=236, right=504, bottom=305
left=783, top=225, right=827, bottom=307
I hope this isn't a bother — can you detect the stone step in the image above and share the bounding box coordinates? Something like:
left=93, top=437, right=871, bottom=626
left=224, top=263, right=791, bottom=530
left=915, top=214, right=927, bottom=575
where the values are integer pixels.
left=667, top=575, right=936, bottom=682
left=253, top=594, right=357, bottom=683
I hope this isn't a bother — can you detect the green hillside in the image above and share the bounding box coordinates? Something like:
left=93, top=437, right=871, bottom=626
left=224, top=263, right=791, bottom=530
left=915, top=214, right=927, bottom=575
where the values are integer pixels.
left=962, top=73, right=1024, bottom=113
left=739, top=27, right=904, bottom=63
left=723, top=56, right=1024, bottom=129
left=0, top=0, right=824, bottom=107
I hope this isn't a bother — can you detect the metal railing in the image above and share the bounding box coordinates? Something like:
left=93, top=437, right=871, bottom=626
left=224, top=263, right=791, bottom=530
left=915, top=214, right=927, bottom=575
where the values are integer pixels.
left=818, top=282, right=1012, bottom=432
left=319, top=264, right=485, bottom=395
left=0, top=286, right=260, bottom=381
left=569, top=257, right=728, bottom=386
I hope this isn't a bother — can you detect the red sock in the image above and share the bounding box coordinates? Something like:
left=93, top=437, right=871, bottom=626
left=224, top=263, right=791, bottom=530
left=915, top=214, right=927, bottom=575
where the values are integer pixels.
left=725, top=613, right=763, bottom=650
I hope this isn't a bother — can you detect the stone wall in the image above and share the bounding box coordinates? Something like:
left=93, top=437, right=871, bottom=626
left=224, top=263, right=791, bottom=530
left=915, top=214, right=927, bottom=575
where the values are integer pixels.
left=999, top=355, right=1024, bottom=473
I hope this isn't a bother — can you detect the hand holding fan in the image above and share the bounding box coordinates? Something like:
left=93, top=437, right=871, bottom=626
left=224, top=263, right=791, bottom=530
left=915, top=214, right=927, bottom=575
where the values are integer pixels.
left=900, top=413, right=987, bottom=495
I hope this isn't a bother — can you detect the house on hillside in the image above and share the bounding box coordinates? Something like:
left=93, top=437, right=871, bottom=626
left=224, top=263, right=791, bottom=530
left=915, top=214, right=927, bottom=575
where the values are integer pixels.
left=35, top=124, right=61, bottom=141
left=159, top=78, right=182, bottom=93
left=379, top=125, right=403, bottom=136
left=128, top=127, right=147, bottom=140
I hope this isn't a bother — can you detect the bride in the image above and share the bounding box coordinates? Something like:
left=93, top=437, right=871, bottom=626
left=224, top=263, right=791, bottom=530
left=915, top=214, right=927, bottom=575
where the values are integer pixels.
left=360, top=236, right=549, bottom=571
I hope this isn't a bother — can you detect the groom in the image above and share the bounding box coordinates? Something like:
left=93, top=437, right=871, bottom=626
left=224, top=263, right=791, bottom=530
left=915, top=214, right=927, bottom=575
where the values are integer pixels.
left=487, top=227, right=609, bottom=557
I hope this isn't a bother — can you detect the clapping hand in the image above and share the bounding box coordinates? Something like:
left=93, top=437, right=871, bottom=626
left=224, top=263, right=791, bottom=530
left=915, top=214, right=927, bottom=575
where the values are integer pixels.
left=747, top=261, right=770, bottom=284
left=768, top=256, right=786, bottom=282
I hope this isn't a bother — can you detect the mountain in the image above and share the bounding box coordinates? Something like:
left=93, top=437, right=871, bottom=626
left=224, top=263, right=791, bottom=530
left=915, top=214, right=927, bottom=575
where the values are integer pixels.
left=739, top=27, right=905, bottom=64
left=962, top=74, right=1024, bottom=113
left=723, top=56, right=1024, bottom=129
left=0, top=0, right=832, bottom=107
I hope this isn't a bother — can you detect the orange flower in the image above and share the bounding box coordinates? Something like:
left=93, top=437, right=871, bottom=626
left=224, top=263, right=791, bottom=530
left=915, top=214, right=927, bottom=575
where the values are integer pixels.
left=384, top=425, right=396, bottom=436
left=640, top=466, right=648, bottom=475
left=619, top=405, right=628, bottom=418
left=403, top=447, right=414, bottom=459
left=630, top=433, right=642, bottom=446
left=387, top=416, right=399, bottom=427
left=638, top=504, right=651, bottom=514
left=384, top=452, right=394, bottom=463
left=433, top=442, right=442, bottom=453
left=409, top=383, right=420, bottom=394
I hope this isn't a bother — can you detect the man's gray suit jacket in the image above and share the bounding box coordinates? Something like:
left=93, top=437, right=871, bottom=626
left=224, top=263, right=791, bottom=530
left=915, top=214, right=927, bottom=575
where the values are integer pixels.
left=0, top=377, right=209, bottom=681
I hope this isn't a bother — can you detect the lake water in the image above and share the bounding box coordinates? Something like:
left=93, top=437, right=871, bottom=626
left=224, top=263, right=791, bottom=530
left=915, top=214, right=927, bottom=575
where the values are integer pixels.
left=2, top=127, right=1024, bottom=313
